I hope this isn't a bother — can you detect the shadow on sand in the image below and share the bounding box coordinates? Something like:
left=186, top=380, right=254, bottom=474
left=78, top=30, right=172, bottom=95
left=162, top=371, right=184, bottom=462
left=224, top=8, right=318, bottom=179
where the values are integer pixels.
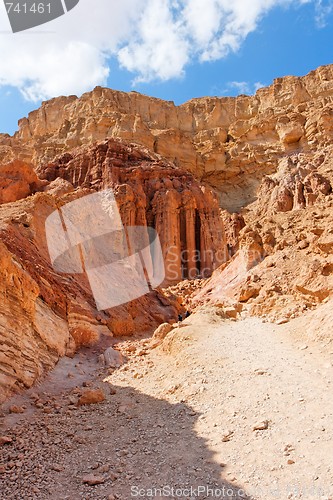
left=1, top=381, right=252, bottom=499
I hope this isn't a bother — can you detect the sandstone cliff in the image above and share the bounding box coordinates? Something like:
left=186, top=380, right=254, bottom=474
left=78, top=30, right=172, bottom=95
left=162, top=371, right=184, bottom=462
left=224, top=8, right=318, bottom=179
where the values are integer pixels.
left=0, top=138, right=224, bottom=401
left=1, top=65, right=332, bottom=213
left=191, top=144, right=333, bottom=322
left=40, top=139, right=226, bottom=282
left=0, top=64, right=332, bottom=401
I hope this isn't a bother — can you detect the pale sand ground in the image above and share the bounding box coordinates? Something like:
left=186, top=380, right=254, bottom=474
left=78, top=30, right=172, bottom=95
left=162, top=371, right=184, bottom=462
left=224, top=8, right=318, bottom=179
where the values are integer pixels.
left=1, top=309, right=332, bottom=499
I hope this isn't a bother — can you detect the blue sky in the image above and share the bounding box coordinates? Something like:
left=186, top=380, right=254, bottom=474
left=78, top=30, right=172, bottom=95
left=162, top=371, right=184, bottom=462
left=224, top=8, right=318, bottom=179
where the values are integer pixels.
left=0, top=0, right=332, bottom=135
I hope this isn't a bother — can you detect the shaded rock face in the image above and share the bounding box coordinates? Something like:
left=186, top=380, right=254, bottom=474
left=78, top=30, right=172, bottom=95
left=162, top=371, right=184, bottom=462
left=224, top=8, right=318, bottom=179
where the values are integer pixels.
left=40, top=139, right=227, bottom=281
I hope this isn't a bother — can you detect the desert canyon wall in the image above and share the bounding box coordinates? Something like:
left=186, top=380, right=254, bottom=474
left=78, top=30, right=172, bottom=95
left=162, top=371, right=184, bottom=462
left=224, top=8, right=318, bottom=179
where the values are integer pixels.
left=1, top=63, right=331, bottom=210
left=0, top=64, right=332, bottom=401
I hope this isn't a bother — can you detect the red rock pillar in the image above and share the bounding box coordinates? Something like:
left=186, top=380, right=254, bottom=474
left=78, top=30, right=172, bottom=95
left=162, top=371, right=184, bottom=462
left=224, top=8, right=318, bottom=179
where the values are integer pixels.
left=185, top=208, right=197, bottom=279
left=153, top=190, right=182, bottom=283
left=199, top=212, right=213, bottom=277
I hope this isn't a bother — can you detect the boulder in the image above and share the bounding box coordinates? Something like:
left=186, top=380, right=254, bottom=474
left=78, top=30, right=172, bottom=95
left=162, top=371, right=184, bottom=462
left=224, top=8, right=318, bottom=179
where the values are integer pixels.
left=77, top=388, right=106, bottom=406
left=103, top=347, right=124, bottom=368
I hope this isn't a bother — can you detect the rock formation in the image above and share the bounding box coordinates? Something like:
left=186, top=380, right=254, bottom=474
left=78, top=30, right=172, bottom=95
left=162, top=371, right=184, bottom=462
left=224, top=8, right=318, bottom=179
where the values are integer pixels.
left=0, top=159, right=44, bottom=204
left=1, top=64, right=332, bottom=212
left=0, top=63, right=332, bottom=401
left=0, top=138, right=224, bottom=401
left=192, top=145, right=333, bottom=321
left=40, top=139, right=226, bottom=281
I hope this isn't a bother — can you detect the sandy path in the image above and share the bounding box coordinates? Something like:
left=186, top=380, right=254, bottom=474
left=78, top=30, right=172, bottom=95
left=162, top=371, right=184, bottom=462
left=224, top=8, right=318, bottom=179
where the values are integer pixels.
left=1, top=312, right=332, bottom=499
left=110, top=312, right=333, bottom=499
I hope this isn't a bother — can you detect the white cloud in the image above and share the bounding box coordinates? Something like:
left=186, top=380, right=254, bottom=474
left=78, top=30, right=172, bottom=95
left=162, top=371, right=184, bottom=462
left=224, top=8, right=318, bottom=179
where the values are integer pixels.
left=0, top=0, right=330, bottom=102
left=254, top=81, right=265, bottom=91
left=227, top=81, right=252, bottom=94
left=0, top=0, right=144, bottom=100
left=314, top=0, right=333, bottom=27
left=223, top=80, right=266, bottom=95
left=117, top=0, right=189, bottom=82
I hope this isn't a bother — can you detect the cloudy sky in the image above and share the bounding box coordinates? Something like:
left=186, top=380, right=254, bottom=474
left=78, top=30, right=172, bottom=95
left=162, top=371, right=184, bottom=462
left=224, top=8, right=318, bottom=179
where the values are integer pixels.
left=0, top=0, right=332, bottom=134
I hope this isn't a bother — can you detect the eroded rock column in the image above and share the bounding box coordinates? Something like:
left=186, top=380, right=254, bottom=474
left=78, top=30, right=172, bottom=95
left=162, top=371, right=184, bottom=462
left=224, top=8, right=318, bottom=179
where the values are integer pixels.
left=153, top=190, right=182, bottom=282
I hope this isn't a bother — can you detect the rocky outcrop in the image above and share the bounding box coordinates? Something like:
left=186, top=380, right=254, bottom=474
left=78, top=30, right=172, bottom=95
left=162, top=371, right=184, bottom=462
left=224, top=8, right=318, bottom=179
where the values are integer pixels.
left=40, top=139, right=227, bottom=281
left=256, top=155, right=332, bottom=214
left=0, top=160, right=44, bottom=204
left=192, top=145, right=333, bottom=322
left=0, top=137, right=226, bottom=401
left=0, top=64, right=332, bottom=400
left=2, top=140, right=207, bottom=401
left=1, top=65, right=332, bottom=212
left=220, top=211, right=246, bottom=256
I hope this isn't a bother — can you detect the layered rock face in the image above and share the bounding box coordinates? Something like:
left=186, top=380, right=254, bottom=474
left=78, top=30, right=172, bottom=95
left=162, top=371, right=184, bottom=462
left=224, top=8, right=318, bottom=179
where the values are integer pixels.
left=0, top=64, right=332, bottom=400
left=0, top=160, right=44, bottom=204
left=1, top=65, right=332, bottom=212
left=40, top=139, right=226, bottom=281
left=0, top=139, right=224, bottom=401
left=192, top=145, right=333, bottom=322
